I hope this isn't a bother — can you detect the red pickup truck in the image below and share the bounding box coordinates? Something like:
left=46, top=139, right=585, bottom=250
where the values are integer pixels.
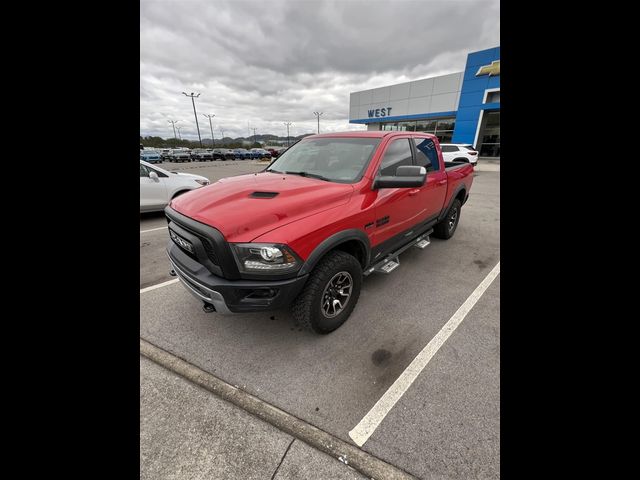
left=166, top=131, right=474, bottom=333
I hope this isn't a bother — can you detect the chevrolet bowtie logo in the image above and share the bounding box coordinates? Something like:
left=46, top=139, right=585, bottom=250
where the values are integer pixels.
left=476, top=60, right=500, bottom=77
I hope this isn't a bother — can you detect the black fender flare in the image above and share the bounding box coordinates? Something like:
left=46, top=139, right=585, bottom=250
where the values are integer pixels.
left=438, top=184, right=467, bottom=221
left=297, top=229, right=371, bottom=276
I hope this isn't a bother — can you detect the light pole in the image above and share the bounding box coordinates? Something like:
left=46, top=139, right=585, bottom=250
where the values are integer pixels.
left=313, top=112, right=323, bottom=134
left=203, top=114, right=216, bottom=147
left=182, top=92, right=203, bottom=147
left=219, top=127, right=225, bottom=143
left=284, top=122, right=292, bottom=146
left=168, top=120, right=179, bottom=146
left=252, top=127, right=257, bottom=145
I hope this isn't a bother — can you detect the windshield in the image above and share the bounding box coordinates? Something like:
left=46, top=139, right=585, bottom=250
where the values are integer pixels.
left=266, top=137, right=380, bottom=183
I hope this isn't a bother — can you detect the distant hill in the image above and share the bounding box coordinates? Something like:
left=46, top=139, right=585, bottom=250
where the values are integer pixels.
left=142, top=132, right=315, bottom=149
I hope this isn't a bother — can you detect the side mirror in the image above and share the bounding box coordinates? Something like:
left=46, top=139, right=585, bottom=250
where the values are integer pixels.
left=149, top=171, right=159, bottom=181
left=373, top=165, right=426, bottom=189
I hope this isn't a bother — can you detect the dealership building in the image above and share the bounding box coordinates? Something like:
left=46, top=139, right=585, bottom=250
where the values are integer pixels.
left=349, top=46, right=500, bottom=157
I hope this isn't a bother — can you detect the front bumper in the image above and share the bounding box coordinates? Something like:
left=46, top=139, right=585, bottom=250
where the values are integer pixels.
left=167, top=242, right=308, bottom=313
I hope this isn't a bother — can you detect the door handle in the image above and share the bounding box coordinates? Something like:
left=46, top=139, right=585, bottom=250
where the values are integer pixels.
left=437, top=180, right=447, bottom=185
left=409, top=189, right=420, bottom=196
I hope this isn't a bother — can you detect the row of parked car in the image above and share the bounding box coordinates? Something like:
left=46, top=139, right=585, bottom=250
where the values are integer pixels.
left=140, top=147, right=284, bottom=164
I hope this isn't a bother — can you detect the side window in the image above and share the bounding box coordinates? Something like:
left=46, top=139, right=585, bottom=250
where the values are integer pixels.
left=413, top=138, right=440, bottom=172
left=441, top=145, right=459, bottom=152
left=140, top=164, right=150, bottom=177
left=379, top=139, right=413, bottom=176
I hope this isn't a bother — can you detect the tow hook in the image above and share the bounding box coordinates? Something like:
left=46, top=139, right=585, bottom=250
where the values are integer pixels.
left=202, top=302, right=216, bottom=313
left=169, top=269, right=177, bottom=277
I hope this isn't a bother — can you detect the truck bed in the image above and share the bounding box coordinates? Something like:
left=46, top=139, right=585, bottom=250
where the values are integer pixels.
left=444, top=161, right=472, bottom=170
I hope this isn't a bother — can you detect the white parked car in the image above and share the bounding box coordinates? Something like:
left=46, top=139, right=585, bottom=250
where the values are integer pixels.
left=140, top=160, right=210, bottom=212
left=440, top=144, right=479, bottom=165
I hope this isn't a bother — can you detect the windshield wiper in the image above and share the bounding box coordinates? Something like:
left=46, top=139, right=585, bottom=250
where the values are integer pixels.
left=265, top=168, right=282, bottom=173
left=283, top=171, right=331, bottom=182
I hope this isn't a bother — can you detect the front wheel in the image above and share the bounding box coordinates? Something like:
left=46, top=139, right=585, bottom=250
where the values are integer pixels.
left=433, top=198, right=462, bottom=239
left=291, top=250, right=362, bottom=334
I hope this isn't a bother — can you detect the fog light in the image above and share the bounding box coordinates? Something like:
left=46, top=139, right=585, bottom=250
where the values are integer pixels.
left=245, top=288, right=278, bottom=299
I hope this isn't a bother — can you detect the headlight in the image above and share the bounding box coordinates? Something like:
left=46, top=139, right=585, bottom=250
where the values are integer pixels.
left=195, top=179, right=210, bottom=186
left=231, top=243, right=300, bottom=273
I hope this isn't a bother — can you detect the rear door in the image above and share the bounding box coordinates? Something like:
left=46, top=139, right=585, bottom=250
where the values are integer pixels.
left=140, top=163, right=168, bottom=210
left=412, top=137, right=448, bottom=220
left=370, top=137, right=422, bottom=253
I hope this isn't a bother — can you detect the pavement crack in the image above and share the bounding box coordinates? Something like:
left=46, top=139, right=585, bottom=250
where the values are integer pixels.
left=270, top=438, right=295, bottom=480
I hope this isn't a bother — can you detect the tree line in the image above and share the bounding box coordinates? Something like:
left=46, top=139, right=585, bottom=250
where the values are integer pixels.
left=140, top=133, right=313, bottom=150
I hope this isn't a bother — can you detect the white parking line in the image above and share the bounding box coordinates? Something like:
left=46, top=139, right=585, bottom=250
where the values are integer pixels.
left=348, top=261, right=500, bottom=447
left=140, top=278, right=179, bottom=294
left=140, top=226, right=167, bottom=234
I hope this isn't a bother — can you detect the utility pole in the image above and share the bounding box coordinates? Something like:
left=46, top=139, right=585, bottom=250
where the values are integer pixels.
left=168, top=120, right=179, bottom=146
left=252, top=127, right=257, bottom=145
left=182, top=92, right=203, bottom=147
left=176, top=126, right=183, bottom=140
left=313, top=111, right=323, bottom=134
left=203, top=114, right=216, bottom=147
left=284, top=122, right=292, bottom=146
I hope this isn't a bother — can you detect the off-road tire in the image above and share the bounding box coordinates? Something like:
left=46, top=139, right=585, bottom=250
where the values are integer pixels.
left=291, top=250, right=362, bottom=334
left=433, top=198, right=462, bottom=240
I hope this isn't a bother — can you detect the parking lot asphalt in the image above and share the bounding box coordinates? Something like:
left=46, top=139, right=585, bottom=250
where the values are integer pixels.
left=140, top=162, right=500, bottom=479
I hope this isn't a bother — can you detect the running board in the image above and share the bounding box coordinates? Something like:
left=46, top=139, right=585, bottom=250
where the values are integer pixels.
left=364, top=229, right=433, bottom=276
left=375, top=257, right=400, bottom=274
left=415, top=237, right=430, bottom=249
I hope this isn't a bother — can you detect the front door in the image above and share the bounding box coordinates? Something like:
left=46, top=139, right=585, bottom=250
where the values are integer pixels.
left=140, top=163, right=168, bottom=210
left=370, top=138, right=422, bottom=258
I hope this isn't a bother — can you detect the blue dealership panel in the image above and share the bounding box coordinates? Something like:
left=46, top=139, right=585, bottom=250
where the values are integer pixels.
left=348, top=46, right=499, bottom=149
left=452, top=47, right=500, bottom=145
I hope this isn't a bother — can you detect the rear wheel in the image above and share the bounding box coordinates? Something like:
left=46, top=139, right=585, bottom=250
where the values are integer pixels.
left=433, top=198, right=462, bottom=239
left=291, top=250, right=362, bottom=334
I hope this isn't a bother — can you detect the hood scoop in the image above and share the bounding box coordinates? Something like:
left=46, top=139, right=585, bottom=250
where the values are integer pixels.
left=250, top=191, right=279, bottom=199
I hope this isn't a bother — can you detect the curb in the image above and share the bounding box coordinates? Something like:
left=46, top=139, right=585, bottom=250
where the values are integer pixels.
left=140, top=338, right=417, bottom=480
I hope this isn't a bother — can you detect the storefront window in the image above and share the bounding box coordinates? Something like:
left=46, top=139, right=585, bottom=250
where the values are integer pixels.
left=436, top=132, right=453, bottom=144
left=378, top=117, right=455, bottom=136
left=477, top=111, right=500, bottom=157
left=416, top=120, right=437, bottom=132
left=436, top=119, right=455, bottom=131
left=398, top=121, right=416, bottom=131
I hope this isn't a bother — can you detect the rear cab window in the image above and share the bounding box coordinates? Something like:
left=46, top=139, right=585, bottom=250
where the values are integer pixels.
left=413, top=138, right=441, bottom=172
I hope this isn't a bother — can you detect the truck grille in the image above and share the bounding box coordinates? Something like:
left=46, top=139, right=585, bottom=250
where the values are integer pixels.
left=200, top=237, right=219, bottom=265
left=167, top=216, right=219, bottom=266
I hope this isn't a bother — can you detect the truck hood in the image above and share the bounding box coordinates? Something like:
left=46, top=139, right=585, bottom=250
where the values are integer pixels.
left=170, top=171, right=354, bottom=242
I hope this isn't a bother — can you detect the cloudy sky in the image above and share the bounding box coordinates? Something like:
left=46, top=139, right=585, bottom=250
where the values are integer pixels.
left=140, top=0, right=500, bottom=140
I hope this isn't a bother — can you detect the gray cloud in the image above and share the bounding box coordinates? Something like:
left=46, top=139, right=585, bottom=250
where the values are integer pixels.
left=140, top=0, right=500, bottom=140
